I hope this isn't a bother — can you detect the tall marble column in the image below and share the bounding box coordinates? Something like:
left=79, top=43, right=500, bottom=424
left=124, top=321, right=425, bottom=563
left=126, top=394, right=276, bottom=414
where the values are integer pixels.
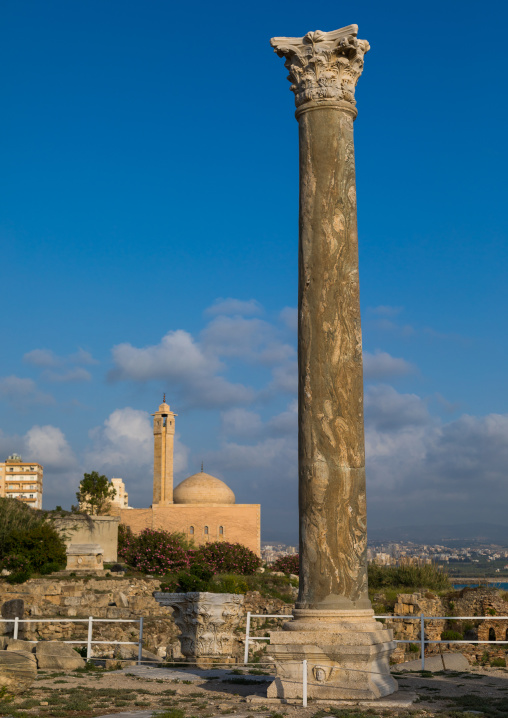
left=268, top=26, right=397, bottom=700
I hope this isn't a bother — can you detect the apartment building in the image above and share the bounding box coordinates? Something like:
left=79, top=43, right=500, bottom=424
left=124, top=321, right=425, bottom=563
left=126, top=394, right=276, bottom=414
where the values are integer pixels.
left=0, top=453, right=43, bottom=509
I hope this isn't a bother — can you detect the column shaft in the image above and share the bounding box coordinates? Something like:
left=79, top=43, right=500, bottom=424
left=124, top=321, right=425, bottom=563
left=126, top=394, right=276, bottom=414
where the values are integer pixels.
left=297, top=105, right=369, bottom=611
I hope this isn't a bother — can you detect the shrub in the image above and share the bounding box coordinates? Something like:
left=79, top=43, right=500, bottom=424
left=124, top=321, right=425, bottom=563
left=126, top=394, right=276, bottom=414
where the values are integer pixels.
left=441, top=630, right=463, bottom=641
left=3, top=523, right=66, bottom=572
left=491, top=657, right=506, bottom=667
left=368, top=562, right=450, bottom=591
left=6, top=569, right=33, bottom=585
left=407, top=643, right=420, bottom=653
left=192, top=541, right=260, bottom=575
left=212, top=574, right=249, bottom=594
left=119, top=528, right=191, bottom=574
left=0, top=500, right=67, bottom=583
left=273, top=554, right=299, bottom=575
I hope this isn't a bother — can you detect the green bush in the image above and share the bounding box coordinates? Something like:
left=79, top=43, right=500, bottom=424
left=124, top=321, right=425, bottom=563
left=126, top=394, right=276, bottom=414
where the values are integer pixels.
left=407, top=643, right=420, bottom=653
left=368, top=562, right=450, bottom=591
left=3, top=523, right=66, bottom=572
left=192, top=541, right=261, bottom=575
left=6, top=569, right=32, bottom=585
left=441, top=630, right=463, bottom=641
left=490, top=657, right=506, bottom=667
left=0, top=498, right=66, bottom=582
left=212, top=574, right=249, bottom=594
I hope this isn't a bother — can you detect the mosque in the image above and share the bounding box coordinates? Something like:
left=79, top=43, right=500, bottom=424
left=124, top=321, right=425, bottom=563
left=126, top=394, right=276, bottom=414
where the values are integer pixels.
left=112, top=397, right=261, bottom=555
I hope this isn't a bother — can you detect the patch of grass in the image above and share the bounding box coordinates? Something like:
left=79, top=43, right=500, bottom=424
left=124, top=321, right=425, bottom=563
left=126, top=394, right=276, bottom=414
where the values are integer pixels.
left=153, top=710, right=186, bottom=718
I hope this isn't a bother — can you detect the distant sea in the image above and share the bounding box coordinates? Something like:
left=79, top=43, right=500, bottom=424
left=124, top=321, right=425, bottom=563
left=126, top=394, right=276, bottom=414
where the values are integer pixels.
left=453, top=583, right=508, bottom=590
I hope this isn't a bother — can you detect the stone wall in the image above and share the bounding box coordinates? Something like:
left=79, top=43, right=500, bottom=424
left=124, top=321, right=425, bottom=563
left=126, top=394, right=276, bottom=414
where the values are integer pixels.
left=53, top=515, right=120, bottom=563
left=0, top=577, right=290, bottom=663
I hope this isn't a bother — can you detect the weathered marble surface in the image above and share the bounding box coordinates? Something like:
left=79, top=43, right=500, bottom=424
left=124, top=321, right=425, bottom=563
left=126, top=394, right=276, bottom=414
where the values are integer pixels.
left=154, top=592, right=244, bottom=660
left=270, top=25, right=397, bottom=699
left=272, top=25, right=370, bottom=612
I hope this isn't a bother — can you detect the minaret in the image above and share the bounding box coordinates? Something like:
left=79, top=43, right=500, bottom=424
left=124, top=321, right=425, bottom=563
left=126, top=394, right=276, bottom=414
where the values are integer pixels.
left=152, top=395, right=177, bottom=506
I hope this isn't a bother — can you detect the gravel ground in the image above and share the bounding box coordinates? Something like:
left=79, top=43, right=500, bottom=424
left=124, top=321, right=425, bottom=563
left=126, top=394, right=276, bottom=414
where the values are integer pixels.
left=2, top=664, right=508, bottom=718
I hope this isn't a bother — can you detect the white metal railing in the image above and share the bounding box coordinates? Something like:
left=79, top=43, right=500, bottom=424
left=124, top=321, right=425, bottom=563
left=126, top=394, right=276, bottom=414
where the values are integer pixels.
left=1, top=616, right=144, bottom=663
left=243, top=612, right=293, bottom=664
left=244, top=611, right=508, bottom=673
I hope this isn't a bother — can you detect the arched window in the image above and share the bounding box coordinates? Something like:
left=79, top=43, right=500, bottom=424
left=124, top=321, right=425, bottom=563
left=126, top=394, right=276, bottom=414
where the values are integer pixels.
left=204, top=526, right=209, bottom=535
left=219, top=526, right=224, bottom=535
left=189, top=526, right=194, bottom=535
left=489, top=627, right=496, bottom=641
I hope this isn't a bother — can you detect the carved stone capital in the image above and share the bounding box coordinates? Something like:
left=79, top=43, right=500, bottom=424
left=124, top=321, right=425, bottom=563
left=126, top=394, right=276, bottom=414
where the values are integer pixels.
left=270, top=25, right=369, bottom=112
left=154, top=592, right=244, bottom=659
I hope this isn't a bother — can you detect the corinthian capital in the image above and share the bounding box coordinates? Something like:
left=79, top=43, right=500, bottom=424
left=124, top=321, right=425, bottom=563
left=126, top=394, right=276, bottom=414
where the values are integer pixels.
left=270, top=25, right=370, bottom=110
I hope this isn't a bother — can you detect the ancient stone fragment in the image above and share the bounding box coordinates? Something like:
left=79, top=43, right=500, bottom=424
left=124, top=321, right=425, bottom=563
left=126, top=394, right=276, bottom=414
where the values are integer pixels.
left=0, top=650, right=37, bottom=695
left=154, top=592, right=244, bottom=664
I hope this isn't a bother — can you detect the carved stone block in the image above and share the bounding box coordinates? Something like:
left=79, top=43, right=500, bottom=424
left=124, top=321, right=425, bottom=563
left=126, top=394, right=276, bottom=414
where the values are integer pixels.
left=154, top=592, right=244, bottom=662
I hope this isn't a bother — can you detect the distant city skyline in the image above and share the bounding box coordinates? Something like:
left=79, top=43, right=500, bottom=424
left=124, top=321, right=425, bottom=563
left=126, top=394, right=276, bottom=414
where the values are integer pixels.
left=0, top=1, right=507, bottom=543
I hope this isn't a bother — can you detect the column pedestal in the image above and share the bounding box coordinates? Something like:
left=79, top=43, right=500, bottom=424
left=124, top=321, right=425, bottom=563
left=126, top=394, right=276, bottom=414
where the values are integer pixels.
left=267, top=610, right=397, bottom=700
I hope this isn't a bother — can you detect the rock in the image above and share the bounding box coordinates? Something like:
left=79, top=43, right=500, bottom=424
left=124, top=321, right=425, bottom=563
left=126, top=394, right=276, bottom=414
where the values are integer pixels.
left=0, top=650, right=37, bottom=695
left=0, top=637, right=11, bottom=649
left=114, top=644, right=161, bottom=665
left=270, top=571, right=285, bottom=577
left=1, top=598, right=25, bottom=636
left=397, top=655, right=443, bottom=672
left=35, top=641, right=85, bottom=670
left=115, top=592, right=129, bottom=608
left=5, top=639, right=34, bottom=653
left=256, top=567, right=265, bottom=574
left=289, top=574, right=299, bottom=581
left=442, top=652, right=470, bottom=671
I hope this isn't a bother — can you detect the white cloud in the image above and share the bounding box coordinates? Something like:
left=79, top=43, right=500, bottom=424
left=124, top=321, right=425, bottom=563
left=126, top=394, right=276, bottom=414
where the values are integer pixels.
left=109, top=330, right=253, bottom=408
left=0, top=375, right=54, bottom=407
left=363, top=350, right=416, bottom=380
left=364, top=385, right=508, bottom=527
left=86, top=407, right=189, bottom=476
left=43, top=368, right=92, bottom=383
left=24, top=425, right=77, bottom=472
left=269, top=361, right=297, bottom=394
left=365, top=384, right=430, bottom=432
left=221, top=408, right=263, bottom=438
left=279, top=307, right=298, bottom=332
left=23, top=349, right=60, bottom=368
left=23, top=347, right=98, bottom=368
left=201, top=316, right=294, bottom=365
left=205, top=298, right=263, bottom=317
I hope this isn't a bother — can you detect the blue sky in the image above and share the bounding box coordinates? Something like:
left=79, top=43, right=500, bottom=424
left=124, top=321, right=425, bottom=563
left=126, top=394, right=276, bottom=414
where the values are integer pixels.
left=1, top=0, right=507, bottom=543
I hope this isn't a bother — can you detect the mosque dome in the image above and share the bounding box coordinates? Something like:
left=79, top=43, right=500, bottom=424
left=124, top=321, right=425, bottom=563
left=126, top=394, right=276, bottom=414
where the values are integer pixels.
left=173, top=471, right=235, bottom=505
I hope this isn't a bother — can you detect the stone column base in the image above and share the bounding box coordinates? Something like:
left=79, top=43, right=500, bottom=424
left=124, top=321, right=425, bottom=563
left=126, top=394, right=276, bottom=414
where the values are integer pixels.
left=267, top=610, right=398, bottom=701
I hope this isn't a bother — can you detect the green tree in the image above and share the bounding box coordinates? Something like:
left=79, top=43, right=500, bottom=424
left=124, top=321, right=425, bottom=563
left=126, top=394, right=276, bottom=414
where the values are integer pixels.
left=75, top=471, right=116, bottom=515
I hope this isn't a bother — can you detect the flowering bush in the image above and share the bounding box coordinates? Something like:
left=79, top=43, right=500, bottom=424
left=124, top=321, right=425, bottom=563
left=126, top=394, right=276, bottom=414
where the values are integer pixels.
left=193, top=541, right=261, bottom=575
left=273, top=553, right=299, bottom=575
left=1, top=554, right=30, bottom=573
left=119, top=527, right=191, bottom=575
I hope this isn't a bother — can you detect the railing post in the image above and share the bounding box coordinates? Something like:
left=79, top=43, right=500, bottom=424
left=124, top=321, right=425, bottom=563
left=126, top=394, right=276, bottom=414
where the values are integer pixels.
left=302, top=659, right=307, bottom=707
left=421, top=613, right=425, bottom=671
left=244, top=612, right=251, bottom=665
left=87, top=616, right=93, bottom=660
left=13, top=616, right=19, bottom=640
left=138, top=617, right=144, bottom=666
